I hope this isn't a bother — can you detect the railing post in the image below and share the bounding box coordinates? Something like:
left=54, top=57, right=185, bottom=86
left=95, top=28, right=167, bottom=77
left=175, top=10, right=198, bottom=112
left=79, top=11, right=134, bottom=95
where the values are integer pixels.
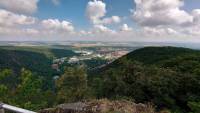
left=0, top=103, right=5, bottom=113
left=0, top=109, right=4, bottom=113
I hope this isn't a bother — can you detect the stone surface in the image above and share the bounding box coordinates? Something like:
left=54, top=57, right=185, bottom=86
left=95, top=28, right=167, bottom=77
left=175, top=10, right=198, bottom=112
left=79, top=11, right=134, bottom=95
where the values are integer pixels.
left=39, top=99, right=155, bottom=113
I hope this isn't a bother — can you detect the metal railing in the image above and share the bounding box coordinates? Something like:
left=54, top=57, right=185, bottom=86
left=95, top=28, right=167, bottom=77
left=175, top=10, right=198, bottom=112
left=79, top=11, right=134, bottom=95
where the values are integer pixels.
left=0, top=103, right=36, bottom=113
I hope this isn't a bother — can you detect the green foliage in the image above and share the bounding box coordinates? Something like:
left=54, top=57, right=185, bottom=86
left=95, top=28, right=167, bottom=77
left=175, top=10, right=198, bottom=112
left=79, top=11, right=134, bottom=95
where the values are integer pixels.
left=0, top=47, right=78, bottom=77
left=0, top=48, right=53, bottom=76
left=51, top=49, right=79, bottom=58
left=56, top=67, right=91, bottom=103
left=0, top=68, right=55, bottom=111
left=0, top=47, right=80, bottom=91
left=188, top=101, right=200, bottom=113
left=123, top=47, right=200, bottom=65
left=90, top=47, right=200, bottom=113
left=0, top=85, right=8, bottom=102
left=82, top=58, right=108, bottom=69
left=0, top=46, right=78, bottom=58
left=15, top=69, right=44, bottom=108
left=0, top=69, right=17, bottom=88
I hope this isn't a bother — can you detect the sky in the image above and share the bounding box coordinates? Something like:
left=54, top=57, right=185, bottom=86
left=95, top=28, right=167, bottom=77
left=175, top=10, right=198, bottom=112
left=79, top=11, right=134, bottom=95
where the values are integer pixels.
left=0, top=0, right=200, bottom=42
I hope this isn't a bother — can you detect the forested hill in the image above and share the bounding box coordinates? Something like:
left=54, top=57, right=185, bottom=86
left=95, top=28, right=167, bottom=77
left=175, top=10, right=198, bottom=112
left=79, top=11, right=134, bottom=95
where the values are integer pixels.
left=0, top=46, right=78, bottom=76
left=89, top=47, right=200, bottom=113
left=122, top=46, right=200, bottom=65
left=0, top=48, right=52, bottom=76
left=96, top=46, right=200, bottom=72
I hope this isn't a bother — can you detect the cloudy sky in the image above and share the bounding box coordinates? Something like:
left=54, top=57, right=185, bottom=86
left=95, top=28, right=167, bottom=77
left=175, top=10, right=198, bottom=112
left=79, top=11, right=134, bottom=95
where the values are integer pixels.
left=0, top=0, right=200, bottom=42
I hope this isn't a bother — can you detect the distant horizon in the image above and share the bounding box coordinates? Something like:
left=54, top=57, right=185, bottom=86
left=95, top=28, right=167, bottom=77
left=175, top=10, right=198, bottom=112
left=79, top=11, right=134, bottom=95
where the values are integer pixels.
left=1, top=40, right=200, bottom=50
left=1, top=40, right=200, bottom=44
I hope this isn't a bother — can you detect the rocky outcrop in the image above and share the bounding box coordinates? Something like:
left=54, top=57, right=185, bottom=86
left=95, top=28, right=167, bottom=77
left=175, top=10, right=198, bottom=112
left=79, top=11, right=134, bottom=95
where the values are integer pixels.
left=39, top=99, right=155, bottom=113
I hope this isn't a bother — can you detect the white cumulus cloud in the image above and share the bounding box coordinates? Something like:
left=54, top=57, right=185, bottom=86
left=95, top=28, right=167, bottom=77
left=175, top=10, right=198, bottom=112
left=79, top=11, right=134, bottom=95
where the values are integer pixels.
left=86, top=0, right=121, bottom=25
left=86, top=0, right=106, bottom=24
left=93, top=24, right=115, bottom=33
left=0, top=9, right=36, bottom=26
left=132, top=0, right=193, bottom=27
left=41, top=19, right=74, bottom=34
left=0, top=0, right=39, bottom=14
left=120, top=24, right=133, bottom=31
left=102, top=16, right=121, bottom=24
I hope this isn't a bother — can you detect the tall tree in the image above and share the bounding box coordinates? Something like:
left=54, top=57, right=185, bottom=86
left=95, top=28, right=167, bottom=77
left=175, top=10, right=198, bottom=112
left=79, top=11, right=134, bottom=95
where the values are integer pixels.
left=15, top=68, right=48, bottom=110
left=56, top=67, right=89, bottom=103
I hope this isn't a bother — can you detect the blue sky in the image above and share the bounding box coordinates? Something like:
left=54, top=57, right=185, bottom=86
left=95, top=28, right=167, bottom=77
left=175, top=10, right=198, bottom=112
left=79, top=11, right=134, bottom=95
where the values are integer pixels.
left=0, top=0, right=200, bottom=42
left=37, top=0, right=90, bottom=29
left=184, top=0, right=200, bottom=11
left=36, top=0, right=134, bottom=30
left=35, top=0, right=199, bottom=30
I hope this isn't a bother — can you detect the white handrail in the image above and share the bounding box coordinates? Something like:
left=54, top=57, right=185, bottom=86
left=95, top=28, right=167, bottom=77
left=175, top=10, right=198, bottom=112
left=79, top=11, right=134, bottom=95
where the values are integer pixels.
left=0, top=103, right=36, bottom=113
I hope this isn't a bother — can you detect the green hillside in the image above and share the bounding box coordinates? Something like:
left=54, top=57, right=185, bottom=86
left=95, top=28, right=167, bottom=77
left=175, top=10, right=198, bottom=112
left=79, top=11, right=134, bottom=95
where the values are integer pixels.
left=123, top=46, right=200, bottom=65
left=89, top=47, right=200, bottom=113
left=0, top=48, right=52, bottom=75
left=0, top=46, right=78, bottom=76
left=96, top=47, right=200, bottom=73
left=0, top=46, right=78, bottom=58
